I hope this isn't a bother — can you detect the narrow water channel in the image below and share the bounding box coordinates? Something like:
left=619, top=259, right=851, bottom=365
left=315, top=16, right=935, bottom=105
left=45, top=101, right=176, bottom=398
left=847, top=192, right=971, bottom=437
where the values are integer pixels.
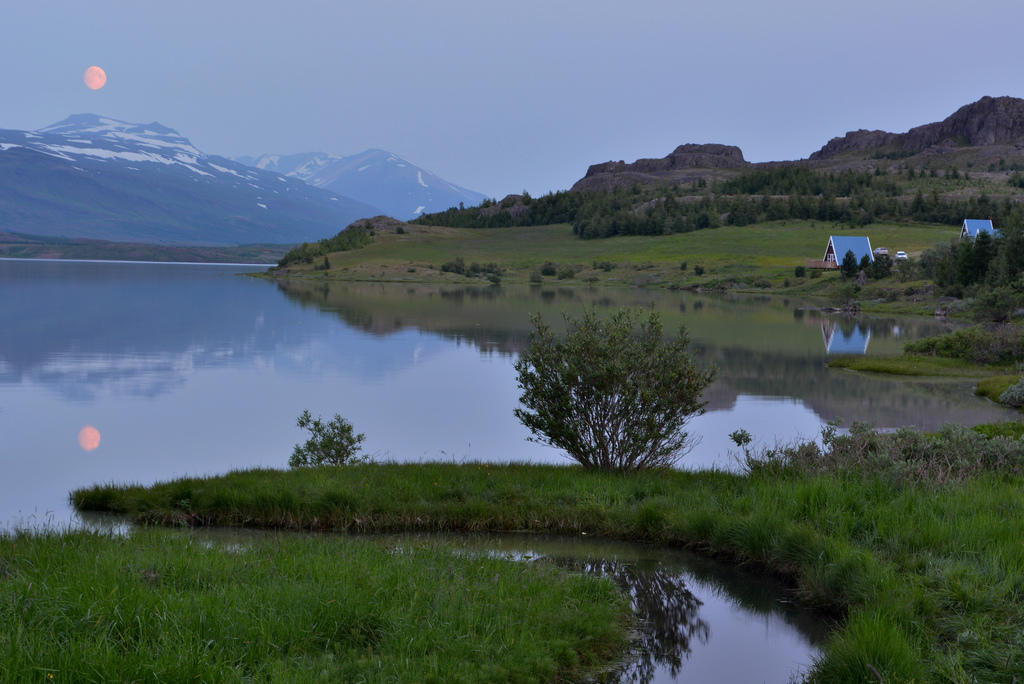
left=146, top=521, right=834, bottom=684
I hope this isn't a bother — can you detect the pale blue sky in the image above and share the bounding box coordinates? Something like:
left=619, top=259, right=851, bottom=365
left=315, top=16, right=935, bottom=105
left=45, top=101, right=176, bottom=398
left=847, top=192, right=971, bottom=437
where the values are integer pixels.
left=3, top=0, right=1022, bottom=198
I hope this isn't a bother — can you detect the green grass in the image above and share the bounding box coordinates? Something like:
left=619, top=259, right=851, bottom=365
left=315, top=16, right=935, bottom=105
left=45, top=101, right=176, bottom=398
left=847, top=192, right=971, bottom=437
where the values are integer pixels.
left=976, top=375, right=1021, bottom=402
left=277, top=220, right=951, bottom=290
left=827, top=354, right=1015, bottom=378
left=71, top=439, right=1024, bottom=684
left=0, top=526, right=629, bottom=683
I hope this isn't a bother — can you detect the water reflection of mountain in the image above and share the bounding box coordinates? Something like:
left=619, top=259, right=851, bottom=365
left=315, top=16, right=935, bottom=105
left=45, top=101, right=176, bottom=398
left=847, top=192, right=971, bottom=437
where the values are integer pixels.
left=276, top=280, right=1011, bottom=430
left=0, top=262, right=452, bottom=400
left=0, top=262, right=312, bottom=398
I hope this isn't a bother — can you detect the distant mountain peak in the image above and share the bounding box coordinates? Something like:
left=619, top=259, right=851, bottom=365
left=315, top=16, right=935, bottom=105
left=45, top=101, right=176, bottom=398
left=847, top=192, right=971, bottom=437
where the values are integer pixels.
left=236, top=149, right=487, bottom=220
left=38, top=114, right=200, bottom=153
left=0, top=114, right=383, bottom=244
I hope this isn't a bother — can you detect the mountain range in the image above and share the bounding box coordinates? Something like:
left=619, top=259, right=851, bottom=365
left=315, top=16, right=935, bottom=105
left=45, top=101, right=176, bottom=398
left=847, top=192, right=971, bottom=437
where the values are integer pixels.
left=235, top=150, right=487, bottom=222
left=4, top=96, right=1024, bottom=249
left=0, top=115, right=485, bottom=246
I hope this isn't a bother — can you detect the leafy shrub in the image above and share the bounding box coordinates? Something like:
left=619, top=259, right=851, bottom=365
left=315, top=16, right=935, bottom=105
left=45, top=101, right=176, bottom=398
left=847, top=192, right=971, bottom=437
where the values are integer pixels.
left=973, top=421, right=1024, bottom=439
left=743, top=421, right=1024, bottom=485
left=999, top=378, right=1024, bottom=407
left=557, top=267, right=576, bottom=280
left=289, top=410, right=366, bottom=468
left=540, top=262, right=557, bottom=277
left=680, top=261, right=688, bottom=271
left=529, top=272, right=543, bottom=283
left=693, top=265, right=705, bottom=276
left=441, top=257, right=467, bottom=275
left=972, top=286, right=1024, bottom=322
left=904, top=325, right=1024, bottom=364
left=794, top=265, right=806, bottom=278
left=513, top=308, right=716, bottom=471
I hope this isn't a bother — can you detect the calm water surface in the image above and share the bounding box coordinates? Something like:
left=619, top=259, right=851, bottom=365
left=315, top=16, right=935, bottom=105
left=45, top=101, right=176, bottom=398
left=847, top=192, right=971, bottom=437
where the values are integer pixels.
left=6, top=258, right=1013, bottom=684
left=1, top=259, right=1013, bottom=529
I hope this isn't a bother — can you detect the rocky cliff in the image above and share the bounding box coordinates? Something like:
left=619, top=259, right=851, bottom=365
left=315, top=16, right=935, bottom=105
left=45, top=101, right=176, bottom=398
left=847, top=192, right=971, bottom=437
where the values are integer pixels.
left=572, top=96, right=1024, bottom=190
left=810, top=96, right=1024, bottom=160
left=571, top=144, right=749, bottom=192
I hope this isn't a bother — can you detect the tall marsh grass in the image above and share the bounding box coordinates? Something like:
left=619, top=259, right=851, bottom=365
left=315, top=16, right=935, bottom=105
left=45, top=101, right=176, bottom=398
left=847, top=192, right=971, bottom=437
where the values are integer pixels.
left=0, top=527, right=628, bottom=683
left=69, top=423, right=1024, bottom=683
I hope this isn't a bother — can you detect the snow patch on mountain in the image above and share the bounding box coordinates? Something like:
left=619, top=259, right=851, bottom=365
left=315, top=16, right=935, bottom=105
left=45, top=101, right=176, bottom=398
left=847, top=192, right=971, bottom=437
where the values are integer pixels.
left=235, top=148, right=487, bottom=220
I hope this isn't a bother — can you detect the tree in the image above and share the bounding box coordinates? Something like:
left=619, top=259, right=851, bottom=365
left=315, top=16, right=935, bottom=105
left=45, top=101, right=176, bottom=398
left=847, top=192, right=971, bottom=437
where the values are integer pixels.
left=513, top=308, right=716, bottom=471
left=840, top=249, right=859, bottom=278
left=289, top=410, right=366, bottom=468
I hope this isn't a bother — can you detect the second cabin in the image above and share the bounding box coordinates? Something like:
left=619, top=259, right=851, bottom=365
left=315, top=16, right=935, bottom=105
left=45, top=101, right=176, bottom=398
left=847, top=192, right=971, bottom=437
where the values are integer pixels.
left=810, top=236, right=874, bottom=270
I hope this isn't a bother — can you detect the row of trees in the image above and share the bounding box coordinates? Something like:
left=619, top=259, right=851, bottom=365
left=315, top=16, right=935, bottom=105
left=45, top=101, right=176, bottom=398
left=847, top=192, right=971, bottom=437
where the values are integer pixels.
left=919, top=210, right=1024, bottom=319
left=410, top=166, right=1022, bottom=240
left=277, top=225, right=372, bottom=267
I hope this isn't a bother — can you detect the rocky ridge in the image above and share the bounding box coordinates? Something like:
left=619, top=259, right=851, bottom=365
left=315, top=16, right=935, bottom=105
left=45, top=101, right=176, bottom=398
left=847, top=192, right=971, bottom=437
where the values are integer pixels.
left=570, top=96, right=1024, bottom=191
left=811, top=96, right=1024, bottom=160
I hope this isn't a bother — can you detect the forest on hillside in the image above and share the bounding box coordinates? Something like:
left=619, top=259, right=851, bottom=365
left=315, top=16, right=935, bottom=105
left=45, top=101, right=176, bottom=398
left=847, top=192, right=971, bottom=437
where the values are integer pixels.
left=411, top=166, right=1023, bottom=240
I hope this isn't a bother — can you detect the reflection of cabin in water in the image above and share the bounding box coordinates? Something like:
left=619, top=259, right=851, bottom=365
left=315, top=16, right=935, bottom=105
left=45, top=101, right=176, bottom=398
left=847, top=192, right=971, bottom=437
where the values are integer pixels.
left=821, top=318, right=871, bottom=354
left=808, top=236, right=874, bottom=270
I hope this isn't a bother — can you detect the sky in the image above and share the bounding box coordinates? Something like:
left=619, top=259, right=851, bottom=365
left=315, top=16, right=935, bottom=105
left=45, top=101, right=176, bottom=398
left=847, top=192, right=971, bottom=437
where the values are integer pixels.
left=3, top=0, right=1024, bottom=199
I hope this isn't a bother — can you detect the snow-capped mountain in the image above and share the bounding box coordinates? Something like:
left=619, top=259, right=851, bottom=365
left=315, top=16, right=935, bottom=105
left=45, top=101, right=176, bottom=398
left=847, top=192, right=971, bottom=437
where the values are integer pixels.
left=235, top=149, right=488, bottom=221
left=0, top=114, right=383, bottom=245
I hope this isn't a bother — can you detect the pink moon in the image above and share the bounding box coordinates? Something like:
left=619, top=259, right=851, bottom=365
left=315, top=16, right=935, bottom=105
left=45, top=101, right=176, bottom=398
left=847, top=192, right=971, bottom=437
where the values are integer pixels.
left=84, top=66, right=107, bottom=90
left=78, top=426, right=101, bottom=451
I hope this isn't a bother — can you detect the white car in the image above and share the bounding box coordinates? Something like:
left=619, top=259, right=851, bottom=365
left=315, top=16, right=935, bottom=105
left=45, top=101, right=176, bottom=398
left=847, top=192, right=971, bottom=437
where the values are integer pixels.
left=895, top=251, right=908, bottom=260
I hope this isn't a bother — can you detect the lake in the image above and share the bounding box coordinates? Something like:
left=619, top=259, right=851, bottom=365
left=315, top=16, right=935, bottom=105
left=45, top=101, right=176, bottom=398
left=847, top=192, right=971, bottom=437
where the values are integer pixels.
left=6, top=257, right=1014, bottom=684
left=1, top=258, right=1014, bottom=530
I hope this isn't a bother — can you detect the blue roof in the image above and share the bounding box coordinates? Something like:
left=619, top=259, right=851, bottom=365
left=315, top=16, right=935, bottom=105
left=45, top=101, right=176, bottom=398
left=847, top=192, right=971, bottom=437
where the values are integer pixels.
left=825, top=236, right=874, bottom=264
left=962, top=219, right=999, bottom=239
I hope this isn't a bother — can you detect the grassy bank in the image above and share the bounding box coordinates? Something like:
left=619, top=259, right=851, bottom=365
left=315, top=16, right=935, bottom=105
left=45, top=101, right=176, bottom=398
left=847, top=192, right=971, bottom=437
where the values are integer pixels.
left=267, top=220, right=950, bottom=314
left=0, top=527, right=628, bottom=683
left=829, top=323, right=1024, bottom=409
left=72, top=425, right=1024, bottom=684
left=827, top=354, right=1015, bottom=378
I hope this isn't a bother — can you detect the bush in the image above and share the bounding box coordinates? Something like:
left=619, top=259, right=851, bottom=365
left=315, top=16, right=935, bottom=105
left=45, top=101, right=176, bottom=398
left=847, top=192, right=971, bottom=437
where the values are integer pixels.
left=289, top=410, right=366, bottom=468
left=557, top=267, right=576, bottom=280
left=794, top=265, right=807, bottom=278
left=529, top=272, right=543, bottom=284
left=904, top=325, right=1024, bottom=364
left=540, top=262, right=557, bottom=277
left=513, top=308, right=716, bottom=471
left=441, top=257, right=467, bottom=275
left=999, top=378, right=1024, bottom=407
left=743, top=421, right=1024, bottom=485
left=693, top=265, right=705, bottom=276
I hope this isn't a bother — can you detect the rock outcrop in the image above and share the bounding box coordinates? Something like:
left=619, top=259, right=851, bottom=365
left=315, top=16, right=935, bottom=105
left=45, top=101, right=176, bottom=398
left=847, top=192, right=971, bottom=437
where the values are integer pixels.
left=810, top=96, right=1024, bottom=160
left=903, top=96, right=1024, bottom=149
left=571, top=144, right=749, bottom=192
left=809, top=129, right=902, bottom=161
